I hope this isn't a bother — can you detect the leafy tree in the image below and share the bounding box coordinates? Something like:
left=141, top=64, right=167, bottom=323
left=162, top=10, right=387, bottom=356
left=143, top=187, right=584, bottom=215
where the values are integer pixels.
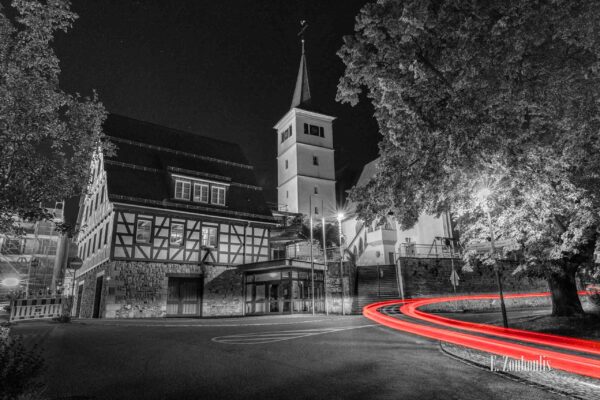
left=299, top=218, right=340, bottom=249
left=0, top=0, right=111, bottom=235
left=337, top=0, right=600, bottom=315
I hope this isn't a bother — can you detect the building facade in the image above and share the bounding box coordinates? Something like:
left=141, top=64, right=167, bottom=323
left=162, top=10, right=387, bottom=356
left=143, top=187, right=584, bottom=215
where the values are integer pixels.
left=73, top=115, right=276, bottom=318
left=0, top=202, right=69, bottom=299
left=341, top=158, right=456, bottom=266
left=273, top=43, right=337, bottom=218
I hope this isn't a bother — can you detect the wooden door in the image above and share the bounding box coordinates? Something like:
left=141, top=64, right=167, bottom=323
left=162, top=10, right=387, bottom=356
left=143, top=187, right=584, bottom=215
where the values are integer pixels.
left=167, top=278, right=202, bottom=316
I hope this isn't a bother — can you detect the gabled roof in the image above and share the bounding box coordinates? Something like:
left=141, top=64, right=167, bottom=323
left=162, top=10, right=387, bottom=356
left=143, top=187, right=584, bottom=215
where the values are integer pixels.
left=103, top=115, right=274, bottom=223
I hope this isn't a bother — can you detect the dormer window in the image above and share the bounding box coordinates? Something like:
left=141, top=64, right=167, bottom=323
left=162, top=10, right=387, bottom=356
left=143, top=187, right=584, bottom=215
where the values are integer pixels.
left=211, top=186, right=226, bottom=206
left=193, top=183, right=209, bottom=203
left=172, top=175, right=228, bottom=206
left=174, top=180, right=191, bottom=200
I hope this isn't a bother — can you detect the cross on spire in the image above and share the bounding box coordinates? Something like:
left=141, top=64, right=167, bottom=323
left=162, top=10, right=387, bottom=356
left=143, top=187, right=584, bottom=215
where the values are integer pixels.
left=298, top=20, right=308, bottom=54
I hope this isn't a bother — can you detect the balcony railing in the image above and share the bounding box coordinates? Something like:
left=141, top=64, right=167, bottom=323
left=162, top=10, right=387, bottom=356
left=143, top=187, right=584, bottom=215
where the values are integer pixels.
left=273, top=243, right=343, bottom=263
left=398, top=242, right=460, bottom=259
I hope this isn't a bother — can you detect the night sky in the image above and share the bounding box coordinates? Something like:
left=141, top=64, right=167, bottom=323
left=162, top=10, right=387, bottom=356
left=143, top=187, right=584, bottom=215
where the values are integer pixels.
left=54, top=0, right=380, bottom=204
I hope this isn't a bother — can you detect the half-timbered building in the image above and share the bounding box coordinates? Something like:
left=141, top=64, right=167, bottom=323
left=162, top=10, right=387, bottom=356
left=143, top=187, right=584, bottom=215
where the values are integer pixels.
left=73, top=114, right=276, bottom=318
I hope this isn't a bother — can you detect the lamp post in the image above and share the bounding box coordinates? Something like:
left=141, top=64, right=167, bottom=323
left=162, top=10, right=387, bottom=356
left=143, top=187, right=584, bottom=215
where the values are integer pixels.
left=337, top=212, right=346, bottom=315
left=321, top=215, right=329, bottom=316
left=478, top=188, right=509, bottom=328
left=68, top=258, right=83, bottom=317
left=309, top=196, right=315, bottom=315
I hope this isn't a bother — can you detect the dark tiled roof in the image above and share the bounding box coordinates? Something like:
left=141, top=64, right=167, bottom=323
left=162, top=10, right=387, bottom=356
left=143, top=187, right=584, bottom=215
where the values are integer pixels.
left=103, top=115, right=274, bottom=223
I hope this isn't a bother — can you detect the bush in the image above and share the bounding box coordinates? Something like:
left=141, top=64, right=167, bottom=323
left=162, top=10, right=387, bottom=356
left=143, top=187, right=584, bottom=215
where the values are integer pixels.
left=52, top=314, right=71, bottom=324
left=0, top=336, right=45, bottom=400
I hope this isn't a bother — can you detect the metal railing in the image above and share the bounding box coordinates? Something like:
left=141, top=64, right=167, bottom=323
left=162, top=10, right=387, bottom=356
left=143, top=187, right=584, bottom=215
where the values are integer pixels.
left=398, top=243, right=460, bottom=259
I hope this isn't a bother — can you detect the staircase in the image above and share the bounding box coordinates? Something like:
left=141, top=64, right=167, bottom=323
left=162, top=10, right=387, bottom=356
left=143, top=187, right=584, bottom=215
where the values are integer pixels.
left=354, top=265, right=400, bottom=313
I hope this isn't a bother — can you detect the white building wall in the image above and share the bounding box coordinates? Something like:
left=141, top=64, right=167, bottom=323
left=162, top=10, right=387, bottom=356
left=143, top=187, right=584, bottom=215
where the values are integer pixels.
left=296, top=144, right=335, bottom=180
left=277, top=177, right=299, bottom=213
left=340, top=212, right=450, bottom=266
left=277, top=145, right=298, bottom=187
left=275, top=108, right=337, bottom=216
left=296, top=176, right=336, bottom=217
left=396, top=214, right=448, bottom=246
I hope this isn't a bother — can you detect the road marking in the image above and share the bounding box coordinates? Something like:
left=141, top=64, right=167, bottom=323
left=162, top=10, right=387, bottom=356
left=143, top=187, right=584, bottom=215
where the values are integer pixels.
left=73, top=318, right=346, bottom=328
left=212, top=324, right=376, bottom=345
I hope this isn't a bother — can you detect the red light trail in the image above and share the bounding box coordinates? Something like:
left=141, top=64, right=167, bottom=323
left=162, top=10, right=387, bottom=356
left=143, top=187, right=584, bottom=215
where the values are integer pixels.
left=363, top=292, right=600, bottom=380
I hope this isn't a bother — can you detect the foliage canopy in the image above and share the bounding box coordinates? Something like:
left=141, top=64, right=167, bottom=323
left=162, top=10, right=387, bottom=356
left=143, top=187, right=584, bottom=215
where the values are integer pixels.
left=337, top=0, right=600, bottom=313
left=0, top=0, right=111, bottom=234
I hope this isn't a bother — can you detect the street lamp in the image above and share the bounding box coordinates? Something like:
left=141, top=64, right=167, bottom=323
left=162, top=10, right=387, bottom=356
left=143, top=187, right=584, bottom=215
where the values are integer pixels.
left=477, top=188, right=509, bottom=328
left=337, top=212, right=346, bottom=315
left=1, top=277, right=20, bottom=288
left=308, top=196, right=318, bottom=315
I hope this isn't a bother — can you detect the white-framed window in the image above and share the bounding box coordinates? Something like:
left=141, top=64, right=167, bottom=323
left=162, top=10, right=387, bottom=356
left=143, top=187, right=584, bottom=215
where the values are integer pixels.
left=304, top=123, right=324, bottom=138
left=202, top=226, right=218, bottom=248
left=174, top=180, right=191, bottom=200
left=170, top=223, right=185, bottom=247
left=193, top=183, right=209, bottom=203
left=211, top=186, right=226, bottom=206
left=281, top=125, right=292, bottom=143
left=136, top=219, right=152, bottom=243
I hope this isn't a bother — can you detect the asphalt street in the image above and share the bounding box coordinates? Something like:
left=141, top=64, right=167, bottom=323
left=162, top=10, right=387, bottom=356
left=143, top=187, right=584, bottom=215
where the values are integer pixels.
left=10, top=315, right=567, bottom=400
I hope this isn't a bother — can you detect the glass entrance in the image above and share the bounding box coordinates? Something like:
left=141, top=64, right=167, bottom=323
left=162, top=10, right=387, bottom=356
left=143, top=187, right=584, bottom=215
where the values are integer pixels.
left=245, top=268, right=324, bottom=315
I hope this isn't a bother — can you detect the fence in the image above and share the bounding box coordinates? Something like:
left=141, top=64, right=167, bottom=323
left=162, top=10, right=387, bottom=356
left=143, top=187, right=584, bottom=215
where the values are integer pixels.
left=9, top=296, right=67, bottom=322
left=398, top=242, right=460, bottom=259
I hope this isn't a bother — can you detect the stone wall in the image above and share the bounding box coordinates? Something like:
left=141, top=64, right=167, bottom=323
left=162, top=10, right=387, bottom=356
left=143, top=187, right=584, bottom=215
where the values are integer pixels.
left=75, top=262, right=111, bottom=319
left=202, top=265, right=244, bottom=317
left=75, top=261, right=244, bottom=319
left=325, top=261, right=355, bottom=314
left=398, top=258, right=548, bottom=298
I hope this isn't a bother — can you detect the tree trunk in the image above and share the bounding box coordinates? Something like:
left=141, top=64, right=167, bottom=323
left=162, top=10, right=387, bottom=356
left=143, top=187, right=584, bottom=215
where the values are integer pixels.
left=547, top=265, right=584, bottom=316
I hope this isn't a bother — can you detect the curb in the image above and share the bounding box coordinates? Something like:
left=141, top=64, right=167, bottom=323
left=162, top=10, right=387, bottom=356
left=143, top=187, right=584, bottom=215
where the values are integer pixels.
left=439, top=341, right=600, bottom=400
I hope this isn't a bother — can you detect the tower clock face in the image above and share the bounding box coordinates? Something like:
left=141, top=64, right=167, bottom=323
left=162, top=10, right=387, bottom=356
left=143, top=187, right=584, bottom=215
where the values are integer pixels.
left=309, top=125, right=320, bottom=136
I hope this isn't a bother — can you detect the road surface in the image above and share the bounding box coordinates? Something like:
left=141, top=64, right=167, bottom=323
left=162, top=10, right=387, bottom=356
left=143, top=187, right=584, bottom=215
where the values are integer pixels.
left=10, top=315, right=566, bottom=400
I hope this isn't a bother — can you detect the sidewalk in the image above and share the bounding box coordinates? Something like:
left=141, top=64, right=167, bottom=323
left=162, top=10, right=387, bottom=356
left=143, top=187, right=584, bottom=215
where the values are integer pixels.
left=442, top=342, right=600, bottom=400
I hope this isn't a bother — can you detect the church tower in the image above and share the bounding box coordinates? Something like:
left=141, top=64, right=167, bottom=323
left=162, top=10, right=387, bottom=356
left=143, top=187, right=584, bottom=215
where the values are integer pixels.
left=274, top=30, right=337, bottom=217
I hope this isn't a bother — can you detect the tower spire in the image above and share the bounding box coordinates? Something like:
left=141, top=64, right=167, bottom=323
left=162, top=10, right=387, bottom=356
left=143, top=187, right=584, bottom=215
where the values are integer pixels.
left=291, top=20, right=311, bottom=110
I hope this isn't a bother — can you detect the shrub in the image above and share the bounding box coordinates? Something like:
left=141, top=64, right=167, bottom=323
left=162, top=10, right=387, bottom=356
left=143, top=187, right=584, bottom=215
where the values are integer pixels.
left=0, top=336, right=45, bottom=400
left=52, top=315, right=71, bottom=324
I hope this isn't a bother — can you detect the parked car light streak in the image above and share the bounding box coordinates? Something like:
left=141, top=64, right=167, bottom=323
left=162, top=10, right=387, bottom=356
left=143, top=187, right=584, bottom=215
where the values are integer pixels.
left=363, top=294, right=600, bottom=380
